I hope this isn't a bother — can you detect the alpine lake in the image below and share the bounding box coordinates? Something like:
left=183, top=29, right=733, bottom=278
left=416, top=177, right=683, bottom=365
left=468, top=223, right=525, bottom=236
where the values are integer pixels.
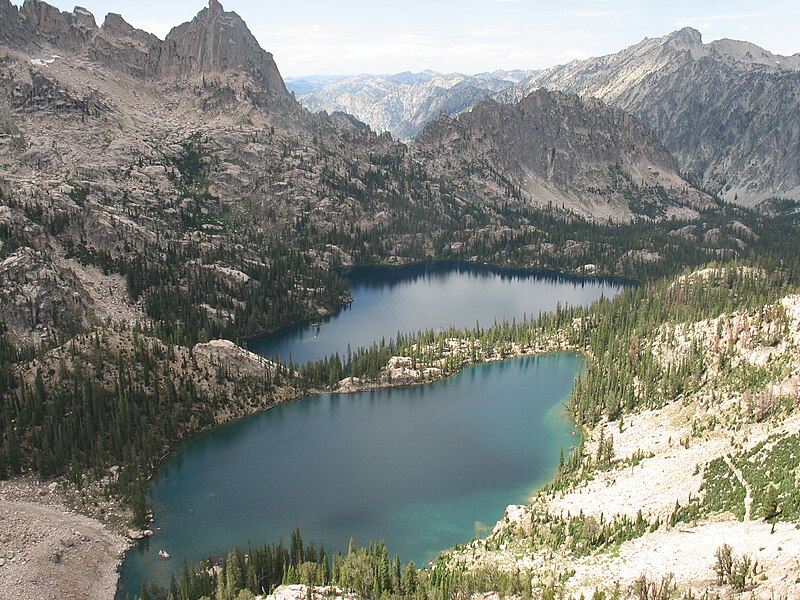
left=118, top=262, right=625, bottom=597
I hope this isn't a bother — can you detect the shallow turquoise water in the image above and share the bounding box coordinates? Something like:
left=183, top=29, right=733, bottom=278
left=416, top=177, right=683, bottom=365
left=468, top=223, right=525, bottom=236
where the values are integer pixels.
left=118, top=264, right=623, bottom=597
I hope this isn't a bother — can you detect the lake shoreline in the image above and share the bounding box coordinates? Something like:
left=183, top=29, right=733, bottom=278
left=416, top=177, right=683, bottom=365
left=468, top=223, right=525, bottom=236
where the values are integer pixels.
left=245, top=259, right=629, bottom=363
left=112, top=263, right=619, bottom=598
left=2, top=339, right=584, bottom=600
left=117, top=351, right=586, bottom=596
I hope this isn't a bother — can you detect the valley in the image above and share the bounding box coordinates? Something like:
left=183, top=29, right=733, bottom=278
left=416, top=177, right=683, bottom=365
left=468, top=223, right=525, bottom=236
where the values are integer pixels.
left=0, top=1, right=799, bottom=599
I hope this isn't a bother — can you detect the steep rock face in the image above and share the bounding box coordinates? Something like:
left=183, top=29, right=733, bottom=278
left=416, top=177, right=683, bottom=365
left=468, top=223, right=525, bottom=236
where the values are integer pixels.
left=1, top=0, right=287, bottom=95
left=88, top=14, right=162, bottom=79
left=511, top=28, right=800, bottom=206
left=157, top=0, right=287, bottom=94
left=0, top=248, right=92, bottom=342
left=0, top=0, right=99, bottom=52
left=19, top=0, right=98, bottom=52
left=414, top=89, right=713, bottom=220
left=300, top=70, right=536, bottom=141
left=0, top=0, right=38, bottom=50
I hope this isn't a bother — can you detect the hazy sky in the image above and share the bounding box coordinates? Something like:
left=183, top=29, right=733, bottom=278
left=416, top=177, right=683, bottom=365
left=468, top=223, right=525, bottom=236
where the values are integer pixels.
left=12, top=0, right=800, bottom=76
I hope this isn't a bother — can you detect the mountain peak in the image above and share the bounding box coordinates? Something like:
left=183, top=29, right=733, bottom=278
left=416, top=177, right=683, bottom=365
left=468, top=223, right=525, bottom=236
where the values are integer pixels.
left=521, top=24, right=800, bottom=205
left=415, top=86, right=711, bottom=221
left=157, top=1, right=287, bottom=95
left=10, top=0, right=98, bottom=50
left=668, top=26, right=702, bottom=47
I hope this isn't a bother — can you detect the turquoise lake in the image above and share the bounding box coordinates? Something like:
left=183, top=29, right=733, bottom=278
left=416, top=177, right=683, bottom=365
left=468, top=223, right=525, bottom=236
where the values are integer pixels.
left=118, top=263, right=624, bottom=597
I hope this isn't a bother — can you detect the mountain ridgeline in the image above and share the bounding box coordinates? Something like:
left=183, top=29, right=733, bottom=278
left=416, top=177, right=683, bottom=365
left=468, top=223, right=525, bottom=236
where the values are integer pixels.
left=413, top=89, right=714, bottom=220
left=499, top=28, right=800, bottom=207
left=300, top=28, right=800, bottom=208
left=0, top=0, right=287, bottom=92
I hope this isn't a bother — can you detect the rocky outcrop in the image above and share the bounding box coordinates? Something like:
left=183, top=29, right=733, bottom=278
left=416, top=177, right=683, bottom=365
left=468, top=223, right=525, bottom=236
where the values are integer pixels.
left=266, top=584, right=360, bottom=600
left=0, top=0, right=38, bottom=50
left=192, top=339, right=280, bottom=379
left=88, top=13, right=162, bottom=79
left=509, top=28, right=800, bottom=206
left=18, top=0, right=98, bottom=52
left=157, top=0, right=287, bottom=94
left=7, top=68, right=108, bottom=115
left=414, top=89, right=713, bottom=220
left=326, top=110, right=371, bottom=133
left=0, top=248, right=92, bottom=343
left=0, top=0, right=97, bottom=52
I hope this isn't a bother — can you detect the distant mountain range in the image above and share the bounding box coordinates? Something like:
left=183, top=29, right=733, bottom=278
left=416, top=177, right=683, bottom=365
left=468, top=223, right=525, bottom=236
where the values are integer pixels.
left=284, top=75, right=348, bottom=95
left=300, top=28, right=800, bottom=207
left=297, top=69, right=538, bottom=141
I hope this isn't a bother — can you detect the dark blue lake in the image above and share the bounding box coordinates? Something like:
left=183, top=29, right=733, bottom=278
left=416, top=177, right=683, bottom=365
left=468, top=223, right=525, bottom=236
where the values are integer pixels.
left=118, top=263, right=624, bottom=597
left=248, top=262, right=622, bottom=364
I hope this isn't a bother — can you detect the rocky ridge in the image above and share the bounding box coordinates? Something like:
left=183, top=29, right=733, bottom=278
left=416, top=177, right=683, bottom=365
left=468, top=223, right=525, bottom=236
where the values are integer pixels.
left=0, top=0, right=287, bottom=93
left=508, top=28, right=800, bottom=206
left=413, top=88, right=714, bottom=220
left=298, top=29, right=800, bottom=208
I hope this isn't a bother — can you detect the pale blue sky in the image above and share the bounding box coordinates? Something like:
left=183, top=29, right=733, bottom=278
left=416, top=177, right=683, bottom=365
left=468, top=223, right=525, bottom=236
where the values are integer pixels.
left=12, top=0, right=800, bottom=76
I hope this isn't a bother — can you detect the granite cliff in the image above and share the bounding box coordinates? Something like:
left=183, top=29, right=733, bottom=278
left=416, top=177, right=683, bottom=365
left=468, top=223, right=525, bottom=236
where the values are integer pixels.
left=0, top=0, right=287, bottom=93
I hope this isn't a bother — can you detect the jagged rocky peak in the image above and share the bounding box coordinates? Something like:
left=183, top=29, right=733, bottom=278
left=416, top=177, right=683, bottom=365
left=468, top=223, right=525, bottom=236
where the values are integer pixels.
left=19, top=0, right=98, bottom=50
left=514, top=27, right=800, bottom=205
left=0, top=0, right=98, bottom=51
left=89, top=12, right=162, bottom=78
left=446, top=88, right=680, bottom=185
left=157, top=0, right=288, bottom=95
left=0, top=0, right=31, bottom=48
left=415, top=88, right=712, bottom=220
left=667, top=26, right=702, bottom=48
left=101, top=12, right=148, bottom=38
left=0, top=0, right=289, bottom=94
